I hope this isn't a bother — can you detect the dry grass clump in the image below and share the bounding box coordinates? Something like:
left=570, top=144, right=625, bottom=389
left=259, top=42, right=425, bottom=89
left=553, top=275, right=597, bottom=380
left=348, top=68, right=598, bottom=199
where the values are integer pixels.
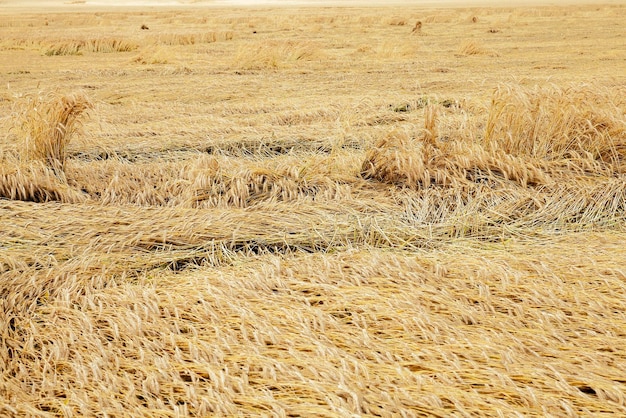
left=12, top=92, right=92, bottom=172
left=399, top=178, right=626, bottom=236
left=202, top=135, right=348, bottom=157
left=131, top=47, right=171, bottom=65
left=363, top=82, right=626, bottom=190
left=68, top=159, right=185, bottom=206
left=185, top=155, right=347, bottom=208
left=233, top=41, right=324, bottom=70
left=271, top=107, right=340, bottom=127
left=2, top=37, right=137, bottom=55
left=360, top=85, right=626, bottom=230
left=360, top=129, right=432, bottom=188
left=484, top=83, right=626, bottom=176
left=360, top=126, right=548, bottom=190
left=371, top=39, right=420, bottom=59
left=0, top=161, right=87, bottom=203
left=411, top=20, right=423, bottom=34
left=354, top=40, right=420, bottom=60
left=0, top=37, right=39, bottom=51
left=44, top=41, right=83, bottom=56
left=62, top=152, right=364, bottom=209
left=44, top=38, right=138, bottom=55
left=0, top=92, right=92, bottom=202
left=153, top=31, right=234, bottom=46
left=457, top=40, right=499, bottom=57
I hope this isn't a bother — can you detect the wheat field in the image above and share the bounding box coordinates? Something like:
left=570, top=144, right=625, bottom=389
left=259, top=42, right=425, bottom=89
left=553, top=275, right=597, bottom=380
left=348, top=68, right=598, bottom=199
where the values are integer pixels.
left=1, top=1, right=626, bottom=416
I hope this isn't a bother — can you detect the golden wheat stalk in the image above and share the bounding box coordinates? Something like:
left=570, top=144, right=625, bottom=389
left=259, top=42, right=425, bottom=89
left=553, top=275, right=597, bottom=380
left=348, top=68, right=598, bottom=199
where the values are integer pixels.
left=14, top=92, right=93, bottom=172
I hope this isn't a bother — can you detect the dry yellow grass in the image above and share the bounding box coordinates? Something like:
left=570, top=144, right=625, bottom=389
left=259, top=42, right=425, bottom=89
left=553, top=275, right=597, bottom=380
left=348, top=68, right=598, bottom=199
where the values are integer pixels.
left=1, top=1, right=626, bottom=416
left=12, top=92, right=92, bottom=170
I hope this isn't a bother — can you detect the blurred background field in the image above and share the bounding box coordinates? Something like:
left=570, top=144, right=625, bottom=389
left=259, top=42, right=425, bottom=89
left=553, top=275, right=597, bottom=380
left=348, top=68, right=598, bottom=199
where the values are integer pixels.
left=1, top=2, right=625, bottom=416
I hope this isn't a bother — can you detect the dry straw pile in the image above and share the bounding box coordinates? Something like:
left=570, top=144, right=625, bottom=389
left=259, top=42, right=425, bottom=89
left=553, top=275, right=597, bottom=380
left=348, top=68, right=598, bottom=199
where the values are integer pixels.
left=1, top=92, right=92, bottom=203
left=1, top=3, right=626, bottom=416
left=361, top=84, right=625, bottom=232
left=14, top=92, right=93, bottom=171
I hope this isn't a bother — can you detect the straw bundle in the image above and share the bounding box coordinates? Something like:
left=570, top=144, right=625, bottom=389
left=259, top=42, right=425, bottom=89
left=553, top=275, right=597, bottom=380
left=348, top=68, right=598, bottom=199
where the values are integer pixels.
left=12, top=92, right=92, bottom=172
left=484, top=83, right=626, bottom=175
left=360, top=129, right=549, bottom=190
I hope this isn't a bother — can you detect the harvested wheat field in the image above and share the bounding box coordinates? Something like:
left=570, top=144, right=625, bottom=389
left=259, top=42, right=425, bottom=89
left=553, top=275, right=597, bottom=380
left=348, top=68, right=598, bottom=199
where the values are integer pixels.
left=1, top=0, right=626, bottom=416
